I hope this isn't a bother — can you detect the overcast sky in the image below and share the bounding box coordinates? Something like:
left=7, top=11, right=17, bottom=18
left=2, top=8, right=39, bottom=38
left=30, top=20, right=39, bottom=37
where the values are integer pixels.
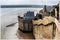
left=1, top=0, right=59, bottom=5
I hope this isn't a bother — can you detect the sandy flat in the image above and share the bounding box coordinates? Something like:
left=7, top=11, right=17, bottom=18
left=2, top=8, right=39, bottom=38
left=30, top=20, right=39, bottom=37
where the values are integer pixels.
left=1, top=14, right=18, bottom=39
left=1, top=23, right=19, bottom=40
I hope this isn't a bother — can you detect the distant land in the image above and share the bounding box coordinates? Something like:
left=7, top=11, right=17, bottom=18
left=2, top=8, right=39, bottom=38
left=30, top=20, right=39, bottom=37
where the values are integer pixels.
left=1, top=5, right=44, bottom=8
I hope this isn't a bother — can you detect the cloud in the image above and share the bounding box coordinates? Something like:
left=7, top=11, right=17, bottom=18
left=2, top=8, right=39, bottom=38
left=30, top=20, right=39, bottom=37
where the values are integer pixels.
left=1, top=0, right=59, bottom=5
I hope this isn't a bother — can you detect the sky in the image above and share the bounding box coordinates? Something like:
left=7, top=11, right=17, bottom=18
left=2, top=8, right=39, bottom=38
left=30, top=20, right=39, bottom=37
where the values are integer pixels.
left=1, top=0, right=59, bottom=5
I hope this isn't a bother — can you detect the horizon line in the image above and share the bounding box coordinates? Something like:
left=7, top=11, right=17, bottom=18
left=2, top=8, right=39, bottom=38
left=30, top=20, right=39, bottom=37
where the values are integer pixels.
left=1, top=5, right=44, bottom=8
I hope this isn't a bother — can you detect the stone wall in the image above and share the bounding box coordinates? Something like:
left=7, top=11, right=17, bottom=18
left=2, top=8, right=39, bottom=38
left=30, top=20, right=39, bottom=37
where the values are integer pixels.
left=33, top=16, right=57, bottom=39
left=18, top=16, right=33, bottom=32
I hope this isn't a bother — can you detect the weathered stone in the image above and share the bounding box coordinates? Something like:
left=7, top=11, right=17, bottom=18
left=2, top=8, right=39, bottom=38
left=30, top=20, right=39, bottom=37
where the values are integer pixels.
left=43, top=24, right=53, bottom=39
left=18, top=16, right=33, bottom=32
left=33, top=19, right=43, bottom=39
left=33, top=16, right=57, bottom=39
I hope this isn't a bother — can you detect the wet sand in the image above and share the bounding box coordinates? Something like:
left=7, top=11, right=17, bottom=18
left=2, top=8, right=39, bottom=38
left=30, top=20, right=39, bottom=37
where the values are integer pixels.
left=1, top=23, right=18, bottom=40
left=1, top=14, right=18, bottom=39
left=17, top=29, right=35, bottom=39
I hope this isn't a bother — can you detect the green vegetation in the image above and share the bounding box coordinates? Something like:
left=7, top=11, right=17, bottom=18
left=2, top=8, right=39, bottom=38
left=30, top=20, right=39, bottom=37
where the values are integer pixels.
left=51, top=10, right=55, bottom=17
left=51, top=12, right=55, bottom=17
